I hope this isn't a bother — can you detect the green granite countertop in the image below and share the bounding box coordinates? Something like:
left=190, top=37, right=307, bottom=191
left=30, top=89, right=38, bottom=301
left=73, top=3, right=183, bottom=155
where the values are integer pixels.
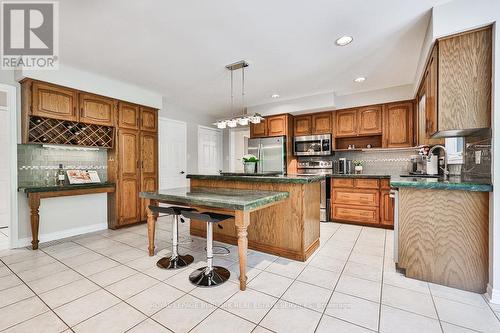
left=19, top=182, right=116, bottom=193
left=187, top=173, right=325, bottom=184
left=327, top=174, right=391, bottom=179
left=140, top=186, right=289, bottom=211
left=390, top=176, right=492, bottom=192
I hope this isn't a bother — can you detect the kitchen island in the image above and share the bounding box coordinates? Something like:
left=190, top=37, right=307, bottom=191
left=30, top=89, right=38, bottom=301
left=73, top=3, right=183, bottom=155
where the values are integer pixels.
left=187, top=174, right=324, bottom=261
left=391, top=176, right=492, bottom=293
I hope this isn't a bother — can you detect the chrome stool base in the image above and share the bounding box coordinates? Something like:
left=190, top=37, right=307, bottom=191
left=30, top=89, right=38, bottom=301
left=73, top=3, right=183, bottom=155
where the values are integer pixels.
left=157, top=255, right=194, bottom=270
left=189, top=266, right=230, bottom=287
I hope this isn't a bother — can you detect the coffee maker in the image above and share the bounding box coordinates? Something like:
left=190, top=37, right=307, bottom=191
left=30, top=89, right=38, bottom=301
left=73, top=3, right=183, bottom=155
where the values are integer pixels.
left=338, top=158, right=352, bottom=174
left=410, top=155, right=426, bottom=175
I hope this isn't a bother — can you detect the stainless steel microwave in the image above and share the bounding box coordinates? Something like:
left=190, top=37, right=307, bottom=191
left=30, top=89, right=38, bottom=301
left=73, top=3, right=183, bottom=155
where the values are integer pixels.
left=293, top=134, right=332, bottom=156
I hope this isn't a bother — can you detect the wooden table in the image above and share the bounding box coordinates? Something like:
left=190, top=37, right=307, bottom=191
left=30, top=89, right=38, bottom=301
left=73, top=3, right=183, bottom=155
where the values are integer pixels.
left=141, top=186, right=289, bottom=291
left=20, top=183, right=115, bottom=250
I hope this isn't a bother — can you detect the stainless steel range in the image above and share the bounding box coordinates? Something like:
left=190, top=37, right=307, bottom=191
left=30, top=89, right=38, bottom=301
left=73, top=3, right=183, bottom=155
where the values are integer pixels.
left=297, top=160, right=333, bottom=222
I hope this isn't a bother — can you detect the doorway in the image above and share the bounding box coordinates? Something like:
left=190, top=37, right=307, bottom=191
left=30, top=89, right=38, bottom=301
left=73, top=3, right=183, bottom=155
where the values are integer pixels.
left=229, top=128, right=250, bottom=172
left=0, top=84, right=17, bottom=250
left=198, top=125, right=223, bottom=174
left=158, top=118, right=188, bottom=189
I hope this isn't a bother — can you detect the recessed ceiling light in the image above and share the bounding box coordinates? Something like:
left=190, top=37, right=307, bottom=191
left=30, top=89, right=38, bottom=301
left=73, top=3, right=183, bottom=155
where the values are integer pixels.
left=335, top=36, right=353, bottom=46
left=354, top=77, right=366, bottom=83
left=271, top=94, right=280, bottom=99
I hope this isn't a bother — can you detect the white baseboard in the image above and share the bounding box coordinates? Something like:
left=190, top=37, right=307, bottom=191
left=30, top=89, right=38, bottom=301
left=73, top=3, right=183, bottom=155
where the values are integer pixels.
left=14, top=222, right=108, bottom=249
left=486, top=283, right=500, bottom=305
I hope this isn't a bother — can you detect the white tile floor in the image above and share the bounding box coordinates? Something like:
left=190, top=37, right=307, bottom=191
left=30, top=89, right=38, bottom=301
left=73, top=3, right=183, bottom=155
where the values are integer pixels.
left=0, top=218, right=499, bottom=333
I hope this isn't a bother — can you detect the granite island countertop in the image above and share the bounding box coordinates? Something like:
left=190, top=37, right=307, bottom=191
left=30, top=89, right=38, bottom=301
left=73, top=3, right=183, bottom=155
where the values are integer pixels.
left=187, top=173, right=325, bottom=184
left=140, top=186, right=289, bottom=211
left=18, top=182, right=116, bottom=193
left=390, top=176, right=492, bottom=192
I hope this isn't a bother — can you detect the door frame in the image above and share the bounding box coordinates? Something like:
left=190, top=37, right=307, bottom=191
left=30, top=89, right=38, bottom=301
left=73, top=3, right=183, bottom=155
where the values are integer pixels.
left=197, top=125, right=223, bottom=174
left=158, top=117, right=188, bottom=189
left=0, top=83, right=18, bottom=249
left=229, top=127, right=250, bottom=172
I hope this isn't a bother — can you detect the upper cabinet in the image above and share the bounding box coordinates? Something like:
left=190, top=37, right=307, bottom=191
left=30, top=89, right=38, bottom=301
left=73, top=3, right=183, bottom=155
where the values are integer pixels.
left=384, top=101, right=414, bottom=148
left=250, top=118, right=267, bottom=138
left=422, top=26, right=492, bottom=138
left=294, top=115, right=312, bottom=136
left=79, top=93, right=115, bottom=126
left=250, top=114, right=290, bottom=138
left=335, top=109, right=357, bottom=137
left=140, top=107, right=158, bottom=132
left=293, top=112, right=332, bottom=136
left=357, top=106, right=382, bottom=135
left=118, top=102, right=140, bottom=130
left=32, top=81, right=78, bottom=121
left=335, top=107, right=382, bottom=137
left=312, top=112, right=332, bottom=134
left=267, top=115, right=288, bottom=136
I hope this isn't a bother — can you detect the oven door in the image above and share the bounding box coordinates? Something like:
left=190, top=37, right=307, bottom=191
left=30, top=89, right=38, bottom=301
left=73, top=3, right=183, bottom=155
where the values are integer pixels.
left=293, top=135, right=331, bottom=156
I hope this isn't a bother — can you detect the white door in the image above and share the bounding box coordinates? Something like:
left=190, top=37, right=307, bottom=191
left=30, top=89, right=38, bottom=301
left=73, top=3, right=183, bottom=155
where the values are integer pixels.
left=229, top=128, right=250, bottom=172
left=0, top=84, right=16, bottom=249
left=198, top=126, right=222, bottom=174
left=159, top=118, right=188, bottom=189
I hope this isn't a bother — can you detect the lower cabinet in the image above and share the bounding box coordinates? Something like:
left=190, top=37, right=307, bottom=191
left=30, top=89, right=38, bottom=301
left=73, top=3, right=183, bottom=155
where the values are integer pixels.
left=331, top=177, right=393, bottom=228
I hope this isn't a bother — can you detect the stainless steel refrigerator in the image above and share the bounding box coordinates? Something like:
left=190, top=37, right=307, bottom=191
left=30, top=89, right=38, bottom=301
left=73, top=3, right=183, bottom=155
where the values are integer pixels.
left=247, top=136, right=286, bottom=174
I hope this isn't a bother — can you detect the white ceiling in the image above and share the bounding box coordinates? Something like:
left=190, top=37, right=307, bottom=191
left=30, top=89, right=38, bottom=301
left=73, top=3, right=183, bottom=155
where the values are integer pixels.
left=60, top=0, right=440, bottom=116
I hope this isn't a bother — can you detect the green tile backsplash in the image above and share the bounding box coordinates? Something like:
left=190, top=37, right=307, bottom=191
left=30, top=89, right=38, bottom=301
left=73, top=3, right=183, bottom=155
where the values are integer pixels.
left=18, top=144, right=108, bottom=187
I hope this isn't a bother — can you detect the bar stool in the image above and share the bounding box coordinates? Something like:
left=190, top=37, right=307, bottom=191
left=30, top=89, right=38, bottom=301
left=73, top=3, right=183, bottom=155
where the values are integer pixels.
left=181, top=210, right=232, bottom=287
left=148, top=205, right=197, bottom=269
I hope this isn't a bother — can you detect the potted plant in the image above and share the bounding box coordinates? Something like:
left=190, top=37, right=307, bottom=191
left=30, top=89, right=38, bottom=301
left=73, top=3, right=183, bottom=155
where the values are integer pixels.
left=353, top=161, right=363, bottom=174
left=242, top=154, right=259, bottom=174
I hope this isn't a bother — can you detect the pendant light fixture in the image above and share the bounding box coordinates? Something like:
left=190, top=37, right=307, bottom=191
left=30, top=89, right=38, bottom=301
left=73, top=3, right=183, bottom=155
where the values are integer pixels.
left=214, top=60, right=263, bottom=129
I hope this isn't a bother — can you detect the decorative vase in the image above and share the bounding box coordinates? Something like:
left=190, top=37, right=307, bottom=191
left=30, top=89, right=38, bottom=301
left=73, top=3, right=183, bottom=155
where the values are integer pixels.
left=244, top=162, right=256, bottom=174
left=355, top=165, right=363, bottom=174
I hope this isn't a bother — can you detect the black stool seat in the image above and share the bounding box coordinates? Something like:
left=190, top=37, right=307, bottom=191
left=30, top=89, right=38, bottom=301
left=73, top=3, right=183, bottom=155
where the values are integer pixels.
left=181, top=211, right=233, bottom=223
left=181, top=210, right=232, bottom=287
left=149, top=205, right=196, bottom=216
left=148, top=205, right=197, bottom=270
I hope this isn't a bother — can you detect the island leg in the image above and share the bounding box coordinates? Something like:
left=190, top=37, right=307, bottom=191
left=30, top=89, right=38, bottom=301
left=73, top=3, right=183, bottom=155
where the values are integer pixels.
left=28, top=193, right=40, bottom=250
left=235, top=210, right=250, bottom=291
left=147, top=199, right=158, bottom=256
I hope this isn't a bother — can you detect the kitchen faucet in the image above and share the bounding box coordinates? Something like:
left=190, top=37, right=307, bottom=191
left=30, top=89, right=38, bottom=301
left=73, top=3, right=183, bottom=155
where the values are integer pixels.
left=428, top=145, right=449, bottom=180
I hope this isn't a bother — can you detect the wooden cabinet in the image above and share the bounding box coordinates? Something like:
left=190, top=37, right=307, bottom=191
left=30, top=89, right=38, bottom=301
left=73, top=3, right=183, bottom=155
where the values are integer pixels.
left=358, top=106, right=382, bottom=135
left=117, top=129, right=141, bottom=226
left=416, top=26, right=492, bottom=139
left=384, top=101, right=414, bottom=148
left=79, top=93, right=115, bottom=126
left=312, top=112, right=332, bottom=134
left=32, top=81, right=78, bottom=121
left=118, top=102, right=140, bottom=130
left=335, top=109, right=358, bottom=137
left=140, top=107, right=157, bottom=132
left=331, top=177, right=393, bottom=228
left=140, top=131, right=158, bottom=220
left=267, top=115, right=288, bottom=136
left=294, top=115, right=312, bottom=136
left=250, top=119, right=267, bottom=138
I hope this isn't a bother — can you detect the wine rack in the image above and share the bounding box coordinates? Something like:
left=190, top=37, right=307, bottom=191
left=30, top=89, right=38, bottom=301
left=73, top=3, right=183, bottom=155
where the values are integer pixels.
left=28, top=116, right=114, bottom=148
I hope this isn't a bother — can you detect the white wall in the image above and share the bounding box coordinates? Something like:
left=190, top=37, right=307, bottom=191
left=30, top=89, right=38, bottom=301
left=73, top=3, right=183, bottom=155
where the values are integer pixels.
left=159, top=97, right=217, bottom=174
left=430, top=0, right=499, bottom=303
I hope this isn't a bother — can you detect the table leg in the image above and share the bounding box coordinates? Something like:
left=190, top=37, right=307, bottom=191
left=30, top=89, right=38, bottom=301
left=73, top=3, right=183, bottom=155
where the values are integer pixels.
left=28, top=193, right=41, bottom=250
left=235, top=210, right=250, bottom=291
left=147, top=199, right=158, bottom=256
